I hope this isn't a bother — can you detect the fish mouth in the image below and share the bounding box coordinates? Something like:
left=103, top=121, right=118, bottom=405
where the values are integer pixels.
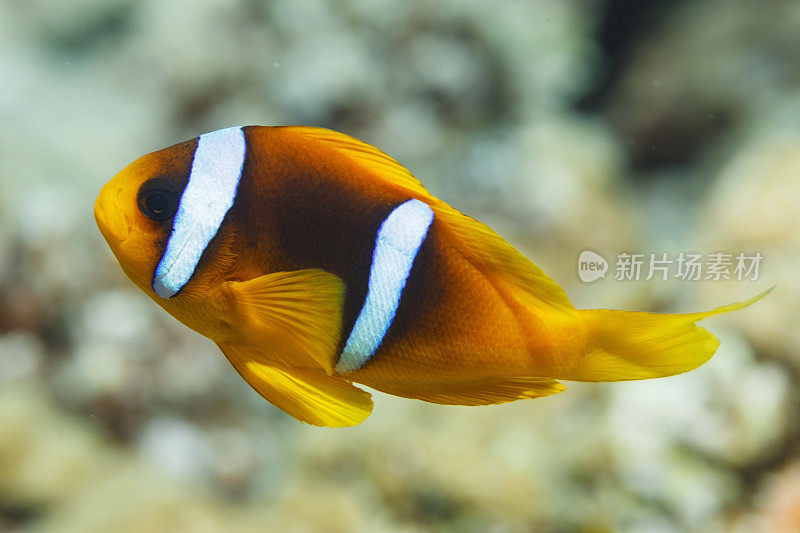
left=94, top=196, right=130, bottom=243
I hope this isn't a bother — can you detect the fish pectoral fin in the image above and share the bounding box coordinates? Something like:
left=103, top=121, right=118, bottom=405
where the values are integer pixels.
left=407, top=376, right=566, bottom=406
left=218, top=343, right=374, bottom=427
left=221, top=269, right=345, bottom=374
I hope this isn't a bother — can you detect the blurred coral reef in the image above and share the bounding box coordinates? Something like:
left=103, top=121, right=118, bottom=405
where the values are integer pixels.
left=0, top=0, right=798, bottom=531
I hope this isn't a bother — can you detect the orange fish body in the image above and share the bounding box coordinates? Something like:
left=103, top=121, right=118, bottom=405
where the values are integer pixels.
left=94, top=126, right=765, bottom=426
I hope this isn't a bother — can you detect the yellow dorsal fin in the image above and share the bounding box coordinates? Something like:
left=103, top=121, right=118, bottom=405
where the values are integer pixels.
left=221, top=269, right=344, bottom=374
left=427, top=206, right=576, bottom=312
left=286, top=126, right=431, bottom=196
left=288, top=126, right=574, bottom=312
left=218, top=343, right=373, bottom=427
left=409, top=376, right=566, bottom=406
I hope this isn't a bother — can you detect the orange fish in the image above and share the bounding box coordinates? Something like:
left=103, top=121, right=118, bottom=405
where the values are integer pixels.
left=94, top=126, right=767, bottom=426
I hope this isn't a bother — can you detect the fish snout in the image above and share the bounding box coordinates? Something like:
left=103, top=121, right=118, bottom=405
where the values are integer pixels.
left=94, top=194, right=130, bottom=243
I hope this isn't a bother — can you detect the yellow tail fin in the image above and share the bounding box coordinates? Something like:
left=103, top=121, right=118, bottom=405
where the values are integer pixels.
left=565, top=289, right=771, bottom=382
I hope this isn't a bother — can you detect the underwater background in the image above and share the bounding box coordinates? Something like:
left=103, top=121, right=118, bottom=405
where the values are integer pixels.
left=1, top=0, right=798, bottom=531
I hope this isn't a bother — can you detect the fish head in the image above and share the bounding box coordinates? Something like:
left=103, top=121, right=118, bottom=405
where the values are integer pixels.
left=94, top=138, right=197, bottom=296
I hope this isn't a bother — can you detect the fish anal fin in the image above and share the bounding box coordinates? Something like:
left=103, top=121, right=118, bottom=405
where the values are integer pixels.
left=221, top=269, right=344, bottom=374
left=408, top=377, right=566, bottom=406
left=219, top=343, right=374, bottom=427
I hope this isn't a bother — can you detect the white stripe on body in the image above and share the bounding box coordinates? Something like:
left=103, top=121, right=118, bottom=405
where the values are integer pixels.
left=336, top=199, right=434, bottom=373
left=153, top=126, right=246, bottom=298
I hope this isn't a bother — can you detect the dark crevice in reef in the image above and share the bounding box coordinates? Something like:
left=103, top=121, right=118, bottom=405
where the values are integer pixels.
left=576, top=0, right=686, bottom=113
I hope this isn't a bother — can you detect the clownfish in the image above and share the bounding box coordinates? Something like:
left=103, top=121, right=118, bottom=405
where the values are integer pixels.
left=94, top=126, right=767, bottom=427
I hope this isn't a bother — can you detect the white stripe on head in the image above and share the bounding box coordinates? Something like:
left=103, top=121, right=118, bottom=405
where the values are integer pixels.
left=153, top=126, right=246, bottom=298
left=335, top=199, right=434, bottom=373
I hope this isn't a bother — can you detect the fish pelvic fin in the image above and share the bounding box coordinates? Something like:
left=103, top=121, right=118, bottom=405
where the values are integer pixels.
left=405, top=376, right=565, bottom=406
left=218, top=343, right=374, bottom=427
left=221, top=269, right=345, bottom=374
left=563, top=288, right=771, bottom=382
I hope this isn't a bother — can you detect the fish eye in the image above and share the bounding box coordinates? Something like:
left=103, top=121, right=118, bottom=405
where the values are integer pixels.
left=137, top=178, right=179, bottom=221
